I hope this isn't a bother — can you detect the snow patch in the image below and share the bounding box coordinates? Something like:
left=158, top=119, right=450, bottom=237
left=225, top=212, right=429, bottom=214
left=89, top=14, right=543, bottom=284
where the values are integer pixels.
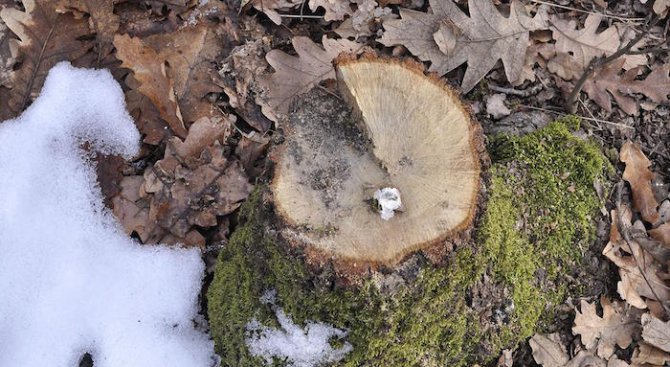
left=246, top=291, right=352, bottom=367
left=0, top=62, right=215, bottom=367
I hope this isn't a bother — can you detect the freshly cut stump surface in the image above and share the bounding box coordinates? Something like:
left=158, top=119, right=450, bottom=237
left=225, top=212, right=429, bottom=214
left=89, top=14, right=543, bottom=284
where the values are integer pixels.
left=272, top=56, right=482, bottom=266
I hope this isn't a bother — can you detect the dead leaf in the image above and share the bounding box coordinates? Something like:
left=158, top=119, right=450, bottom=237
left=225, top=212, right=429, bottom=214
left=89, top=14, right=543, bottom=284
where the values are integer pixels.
left=309, top=0, right=352, bottom=21
left=641, top=313, right=670, bottom=353
left=380, top=0, right=549, bottom=92
left=564, top=350, right=606, bottom=367
left=259, top=36, right=365, bottom=121
left=112, top=175, right=159, bottom=243
left=653, top=0, right=670, bottom=16
left=530, top=333, right=569, bottom=367
left=572, top=297, right=641, bottom=359
left=56, top=0, right=119, bottom=64
left=124, top=84, right=171, bottom=145
left=142, top=116, right=252, bottom=238
left=244, top=0, right=302, bottom=24
left=603, top=213, right=670, bottom=309
left=549, top=14, right=623, bottom=80
left=219, top=40, right=273, bottom=132
left=649, top=223, right=670, bottom=248
left=143, top=24, right=229, bottom=124
left=0, top=0, right=91, bottom=119
left=583, top=59, right=640, bottom=116
left=622, top=63, right=670, bottom=104
left=632, top=342, right=670, bottom=365
left=620, top=141, right=660, bottom=224
left=486, top=93, right=511, bottom=119
left=113, top=33, right=187, bottom=138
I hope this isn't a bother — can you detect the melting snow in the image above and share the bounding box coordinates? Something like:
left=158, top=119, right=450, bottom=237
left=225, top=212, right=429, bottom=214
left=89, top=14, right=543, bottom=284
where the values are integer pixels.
left=0, top=63, right=215, bottom=367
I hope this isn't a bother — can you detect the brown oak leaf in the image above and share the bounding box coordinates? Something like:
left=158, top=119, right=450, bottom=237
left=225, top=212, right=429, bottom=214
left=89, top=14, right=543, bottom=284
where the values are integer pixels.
left=0, top=0, right=91, bottom=119
left=621, top=63, right=670, bottom=104
left=583, top=58, right=640, bottom=116
left=549, top=14, right=644, bottom=80
left=632, top=342, right=670, bottom=365
left=309, top=0, right=352, bottom=21
left=572, top=297, right=641, bottom=359
left=380, top=0, right=549, bottom=92
left=604, top=210, right=670, bottom=309
left=243, top=0, right=302, bottom=25
left=142, top=116, right=252, bottom=239
left=620, top=141, right=660, bottom=224
left=142, top=24, right=227, bottom=125
left=113, top=33, right=187, bottom=138
left=641, top=313, right=670, bottom=353
left=55, top=0, right=119, bottom=63
left=259, top=36, right=365, bottom=121
left=529, top=333, right=569, bottom=367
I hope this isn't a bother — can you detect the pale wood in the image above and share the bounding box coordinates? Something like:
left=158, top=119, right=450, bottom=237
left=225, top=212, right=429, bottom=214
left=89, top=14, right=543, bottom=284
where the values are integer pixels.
left=272, top=57, right=481, bottom=266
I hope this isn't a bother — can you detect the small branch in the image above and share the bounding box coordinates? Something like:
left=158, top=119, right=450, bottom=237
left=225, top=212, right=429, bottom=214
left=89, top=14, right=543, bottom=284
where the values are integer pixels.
left=529, top=0, right=647, bottom=22
left=488, top=83, right=543, bottom=97
left=565, top=14, right=661, bottom=114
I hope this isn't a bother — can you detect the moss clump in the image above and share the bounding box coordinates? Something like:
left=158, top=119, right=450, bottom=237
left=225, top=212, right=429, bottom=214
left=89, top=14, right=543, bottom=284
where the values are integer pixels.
left=207, top=118, right=611, bottom=366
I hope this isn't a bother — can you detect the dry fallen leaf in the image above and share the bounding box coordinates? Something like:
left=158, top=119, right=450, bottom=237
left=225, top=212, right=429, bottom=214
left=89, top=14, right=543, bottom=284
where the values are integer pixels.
left=380, top=0, right=549, bottom=92
left=641, top=313, right=670, bottom=353
left=113, top=34, right=187, bottom=138
left=309, top=0, right=352, bottom=21
left=583, top=59, right=640, bottom=116
left=632, top=342, right=670, bottom=365
left=549, top=14, right=638, bottom=80
left=603, top=209, right=670, bottom=309
left=572, top=297, right=641, bottom=359
left=621, top=63, right=670, bottom=104
left=143, top=24, right=228, bottom=124
left=649, top=223, right=670, bottom=248
left=142, top=116, right=253, bottom=239
left=259, top=36, right=365, bottom=121
left=244, top=0, right=303, bottom=24
left=529, top=333, right=569, bottom=367
left=0, top=0, right=91, bottom=119
left=620, top=141, right=660, bottom=224
left=653, top=0, right=670, bottom=16
left=55, top=0, right=119, bottom=64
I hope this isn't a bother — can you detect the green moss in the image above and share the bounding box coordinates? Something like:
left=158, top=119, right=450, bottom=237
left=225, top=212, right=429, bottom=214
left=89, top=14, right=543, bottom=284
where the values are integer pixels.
left=207, top=119, right=611, bottom=366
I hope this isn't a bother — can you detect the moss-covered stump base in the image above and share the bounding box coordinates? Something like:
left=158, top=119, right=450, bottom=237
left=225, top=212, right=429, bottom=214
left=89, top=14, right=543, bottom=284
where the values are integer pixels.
left=207, top=120, right=611, bottom=367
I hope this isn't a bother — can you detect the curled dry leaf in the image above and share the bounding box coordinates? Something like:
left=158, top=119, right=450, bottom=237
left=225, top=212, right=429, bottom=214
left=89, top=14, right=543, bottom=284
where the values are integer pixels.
left=572, top=297, right=641, bottom=360
left=604, top=210, right=670, bottom=309
left=529, top=333, right=569, bottom=367
left=380, top=0, right=549, bottom=92
left=142, top=116, right=253, bottom=240
left=0, top=0, right=91, bottom=119
left=259, top=36, right=365, bottom=122
left=113, top=34, right=187, bottom=138
left=641, top=313, right=670, bottom=353
left=620, top=141, right=660, bottom=224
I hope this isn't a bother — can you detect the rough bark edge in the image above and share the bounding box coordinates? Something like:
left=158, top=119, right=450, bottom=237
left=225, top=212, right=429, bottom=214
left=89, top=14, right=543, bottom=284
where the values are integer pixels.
left=269, top=52, right=488, bottom=277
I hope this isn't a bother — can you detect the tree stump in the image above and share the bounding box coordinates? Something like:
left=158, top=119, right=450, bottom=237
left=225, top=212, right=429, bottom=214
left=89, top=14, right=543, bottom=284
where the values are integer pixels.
left=207, top=55, right=612, bottom=367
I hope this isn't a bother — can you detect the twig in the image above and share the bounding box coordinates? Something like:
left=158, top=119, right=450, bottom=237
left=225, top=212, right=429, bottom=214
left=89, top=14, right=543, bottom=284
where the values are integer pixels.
left=279, top=14, right=324, bottom=18
left=529, top=0, right=647, bottom=22
left=565, top=14, right=661, bottom=113
left=615, top=181, right=670, bottom=318
left=518, top=104, right=635, bottom=130
left=488, top=83, right=543, bottom=97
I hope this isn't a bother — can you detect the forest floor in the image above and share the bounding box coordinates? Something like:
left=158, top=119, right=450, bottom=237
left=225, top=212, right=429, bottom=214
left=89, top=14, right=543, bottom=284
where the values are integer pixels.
left=1, top=0, right=670, bottom=366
